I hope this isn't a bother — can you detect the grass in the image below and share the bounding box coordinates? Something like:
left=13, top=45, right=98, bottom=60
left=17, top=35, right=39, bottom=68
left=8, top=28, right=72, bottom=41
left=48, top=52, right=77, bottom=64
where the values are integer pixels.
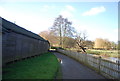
left=3, top=52, right=59, bottom=79
left=55, top=63, right=62, bottom=79
left=86, top=49, right=119, bottom=58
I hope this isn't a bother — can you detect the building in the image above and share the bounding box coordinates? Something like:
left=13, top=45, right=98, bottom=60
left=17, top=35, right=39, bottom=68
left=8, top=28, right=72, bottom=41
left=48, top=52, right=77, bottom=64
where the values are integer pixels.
left=2, top=17, right=50, bottom=65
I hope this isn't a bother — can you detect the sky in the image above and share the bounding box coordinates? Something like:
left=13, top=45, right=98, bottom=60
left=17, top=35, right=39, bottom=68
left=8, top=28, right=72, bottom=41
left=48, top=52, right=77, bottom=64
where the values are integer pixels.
left=0, top=0, right=118, bottom=43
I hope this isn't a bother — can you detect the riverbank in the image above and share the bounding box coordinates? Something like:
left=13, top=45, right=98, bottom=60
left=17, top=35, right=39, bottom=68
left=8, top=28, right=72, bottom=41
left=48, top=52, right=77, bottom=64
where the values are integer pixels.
left=86, top=49, right=119, bottom=58
left=66, top=48, right=119, bottom=63
left=86, top=49, right=119, bottom=63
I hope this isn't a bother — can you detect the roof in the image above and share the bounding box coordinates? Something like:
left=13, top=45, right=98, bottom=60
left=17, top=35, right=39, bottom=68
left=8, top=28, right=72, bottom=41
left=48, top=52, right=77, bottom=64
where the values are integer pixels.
left=2, top=17, right=48, bottom=42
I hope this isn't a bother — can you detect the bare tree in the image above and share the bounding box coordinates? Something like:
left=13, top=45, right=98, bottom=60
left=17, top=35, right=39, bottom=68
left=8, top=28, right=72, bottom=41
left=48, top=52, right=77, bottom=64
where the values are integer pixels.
left=63, top=37, right=76, bottom=48
left=39, top=30, right=49, bottom=40
left=85, top=40, right=94, bottom=49
left=75, top=31, right=87, bottom=53
left=39, top=30, right=59, bottom=46
left=50, top=15, right=63, bottom=47
left=94, top=38, right=104, bottom=49
left=111, top=42, right=117, bottom=50
left=50, top=15, right=75, bottom=47
left=94, top=38, right=113, bottom=50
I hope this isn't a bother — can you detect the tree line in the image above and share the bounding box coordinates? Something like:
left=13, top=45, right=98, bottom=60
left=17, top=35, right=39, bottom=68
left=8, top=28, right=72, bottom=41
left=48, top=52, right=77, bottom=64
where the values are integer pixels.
left=39, top=15, right=118, bottom=53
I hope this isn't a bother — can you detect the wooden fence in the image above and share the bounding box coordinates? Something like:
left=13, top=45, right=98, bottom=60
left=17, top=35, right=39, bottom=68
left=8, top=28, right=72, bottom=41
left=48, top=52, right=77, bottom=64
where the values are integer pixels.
left=57, top=49, right=120, bottom=79
left=2, top=17, right=50, bottom=66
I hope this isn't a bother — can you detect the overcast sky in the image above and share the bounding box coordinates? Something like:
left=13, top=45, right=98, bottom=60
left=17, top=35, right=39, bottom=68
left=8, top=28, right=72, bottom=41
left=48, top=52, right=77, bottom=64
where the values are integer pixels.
left=0, top=1, right=118, bottom=42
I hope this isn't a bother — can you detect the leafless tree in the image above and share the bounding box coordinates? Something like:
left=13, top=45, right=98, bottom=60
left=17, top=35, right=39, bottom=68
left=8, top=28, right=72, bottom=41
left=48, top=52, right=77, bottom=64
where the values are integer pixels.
left=39, top=30, right=59, bottom=46
left=50, top=15, right=75, bottom=47
left=75, top=31, right=87, bottom=53
left=63, top=37, right=76, bottom=48
left=94, top=38, right=116, bottom=50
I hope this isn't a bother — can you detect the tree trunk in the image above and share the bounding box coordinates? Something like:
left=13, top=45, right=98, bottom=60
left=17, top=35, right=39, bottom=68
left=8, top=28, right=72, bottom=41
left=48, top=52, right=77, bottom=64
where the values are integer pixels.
left=79, top=46, right=86, bottom=53
left=76, top=42, right=86, bottom=53
left=59, top=24, right=62, bottom=47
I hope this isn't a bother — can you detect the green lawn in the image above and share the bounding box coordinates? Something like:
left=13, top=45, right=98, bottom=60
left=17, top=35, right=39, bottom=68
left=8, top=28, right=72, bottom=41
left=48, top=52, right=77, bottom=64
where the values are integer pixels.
left=3, top=52, right=59, bottom=79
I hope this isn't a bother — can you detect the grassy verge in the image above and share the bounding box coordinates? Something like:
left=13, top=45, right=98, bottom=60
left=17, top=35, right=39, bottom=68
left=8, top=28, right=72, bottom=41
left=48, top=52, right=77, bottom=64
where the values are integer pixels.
left=55, top=63, right=62, bottom=79
left=3, top=52, right=59, bottom=79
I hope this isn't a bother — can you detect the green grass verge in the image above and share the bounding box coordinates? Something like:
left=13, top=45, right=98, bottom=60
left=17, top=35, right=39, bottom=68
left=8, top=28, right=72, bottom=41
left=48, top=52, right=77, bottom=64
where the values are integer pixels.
left=55, top=63, right=62, bottom=79
left=3, top=52, right=59, bottom=79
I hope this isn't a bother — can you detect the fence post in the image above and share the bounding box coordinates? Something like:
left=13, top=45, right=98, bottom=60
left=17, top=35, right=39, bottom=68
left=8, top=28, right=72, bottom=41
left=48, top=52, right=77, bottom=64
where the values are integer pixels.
left=99, top=56, right=101, bottom=73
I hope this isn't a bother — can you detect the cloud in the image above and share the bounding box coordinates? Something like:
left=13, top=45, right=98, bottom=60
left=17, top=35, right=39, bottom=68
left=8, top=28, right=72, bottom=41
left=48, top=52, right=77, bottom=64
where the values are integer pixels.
left=74, top=22, right=118, bottom=42
left=87, top=28, right=117, bottom=42
left=113, top=28, right=118, bottom=33
left=59, top=5, right=75, bottom=18
left=60, top=10, right=73, bottom=18
left=0, top=6, right=53, bottom=34
left=0, top=7, right=8, bottom=17
left=82, top=6, right=106, bottom=16
left=41, top=5, right=55, bottom=12
left=0, top=7, right=16, bottom=21
left=65, top=5, right=75, bottom=11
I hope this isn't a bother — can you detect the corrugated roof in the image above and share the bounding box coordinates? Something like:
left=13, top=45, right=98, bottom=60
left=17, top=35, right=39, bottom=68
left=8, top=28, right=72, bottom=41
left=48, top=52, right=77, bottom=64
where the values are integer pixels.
left=2, top=17, right=48, bottom=42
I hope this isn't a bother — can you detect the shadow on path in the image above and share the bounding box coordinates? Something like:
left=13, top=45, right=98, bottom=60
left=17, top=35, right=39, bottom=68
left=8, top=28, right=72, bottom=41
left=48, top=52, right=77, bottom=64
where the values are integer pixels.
left=54, top=52, right=106, bottom=79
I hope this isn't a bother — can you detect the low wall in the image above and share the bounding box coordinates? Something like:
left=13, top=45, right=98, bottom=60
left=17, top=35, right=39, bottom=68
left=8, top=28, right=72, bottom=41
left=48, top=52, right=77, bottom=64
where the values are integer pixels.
left=57, top=49, right=120, bottom=79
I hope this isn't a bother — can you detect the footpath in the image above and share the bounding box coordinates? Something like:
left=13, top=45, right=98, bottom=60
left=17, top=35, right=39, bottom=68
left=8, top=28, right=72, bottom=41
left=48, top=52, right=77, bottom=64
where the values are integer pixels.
left=54, top=52, right=106, bottom=79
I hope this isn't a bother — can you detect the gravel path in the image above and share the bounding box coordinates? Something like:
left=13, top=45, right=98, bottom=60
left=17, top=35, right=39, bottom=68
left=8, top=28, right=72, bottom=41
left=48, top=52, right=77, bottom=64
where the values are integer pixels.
left=54, top=52, right=106, bottom=79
